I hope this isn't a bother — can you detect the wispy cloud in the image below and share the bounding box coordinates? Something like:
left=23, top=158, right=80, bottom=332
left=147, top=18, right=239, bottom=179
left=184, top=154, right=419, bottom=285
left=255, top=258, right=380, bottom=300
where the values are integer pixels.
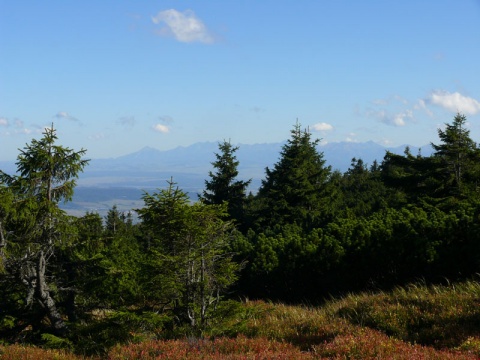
left=366, top=109, right=412, bottom=127
left=152, top=124, right=170, bottom=133
left=363, top=94, right=417, bottom=127
left=54, top=111, right=80, bottom=122
left=152, top=9, right=214, bottom=44
left=14, top=119, right=24, bottom=128
left=427, top=90, right=480, bottom=115
left=345, top=132, right=358, bottom=142
left=363, top=90, right=479, bottom=131
left=0, top=117, right=40, bottom=136
left=312, top=122, right=334, bottom=131
left=372, top=95, right=408, bottom=106
left=18, top=128, right=36, bottom=135
left=88, top=132, right=106, bottom=141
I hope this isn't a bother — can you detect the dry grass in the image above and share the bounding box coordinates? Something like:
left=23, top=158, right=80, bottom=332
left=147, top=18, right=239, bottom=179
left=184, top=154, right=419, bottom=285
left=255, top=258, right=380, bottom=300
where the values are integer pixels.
left=3, top=280, right=480, bottom=359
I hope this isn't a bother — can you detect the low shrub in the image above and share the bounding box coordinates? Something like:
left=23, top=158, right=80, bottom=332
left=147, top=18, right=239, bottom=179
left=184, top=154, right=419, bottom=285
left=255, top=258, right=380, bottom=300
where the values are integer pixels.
left=335, top=280, right=480, bottom=348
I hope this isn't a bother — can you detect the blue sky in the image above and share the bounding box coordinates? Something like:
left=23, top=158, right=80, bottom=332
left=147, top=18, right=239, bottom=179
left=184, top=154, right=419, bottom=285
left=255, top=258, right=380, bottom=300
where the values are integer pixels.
left=1, top=1, right=480, bottom=161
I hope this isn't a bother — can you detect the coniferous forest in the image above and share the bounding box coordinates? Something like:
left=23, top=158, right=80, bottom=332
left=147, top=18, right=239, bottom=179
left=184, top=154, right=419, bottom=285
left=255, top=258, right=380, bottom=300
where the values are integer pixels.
left=3, top=114, right=480, bottom=358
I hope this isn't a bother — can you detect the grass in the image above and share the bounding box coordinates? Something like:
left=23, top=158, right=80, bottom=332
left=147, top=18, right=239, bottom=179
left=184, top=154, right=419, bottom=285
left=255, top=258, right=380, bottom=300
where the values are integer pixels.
left=332, top=281, right=480, bottom=348
left=2, top=280, right=480, bottom=359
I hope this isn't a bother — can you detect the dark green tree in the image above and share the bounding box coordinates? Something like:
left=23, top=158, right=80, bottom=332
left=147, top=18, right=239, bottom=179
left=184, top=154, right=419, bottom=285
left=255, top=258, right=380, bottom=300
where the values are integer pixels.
left=255, top=122, right=332, bottom=229
left=339, top=158, right=388, bottom=217
left=104, top=205, right=134, bottom=237
left=431, top=113, right=480, bottom=199
left=381, top=114, right=480, bottom=206
left=0, top=125, right=88, bottom=336
left=201, top=140, right=251, bottom=224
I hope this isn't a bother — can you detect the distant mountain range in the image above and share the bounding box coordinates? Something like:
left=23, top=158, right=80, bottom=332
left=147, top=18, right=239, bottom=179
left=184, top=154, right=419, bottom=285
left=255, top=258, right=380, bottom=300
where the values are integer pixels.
left=82, top=140, right=433, bottom=184
left=0, top=141, right=433, bottom=216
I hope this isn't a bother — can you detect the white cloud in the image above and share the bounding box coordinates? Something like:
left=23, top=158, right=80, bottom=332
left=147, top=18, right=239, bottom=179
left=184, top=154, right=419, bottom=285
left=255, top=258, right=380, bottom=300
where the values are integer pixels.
left=427, top=90, right=480, bottom=115
left=54, top=111, right=79, bottom=122
left=413, top=99, right=434, bottom=117
left=379, top=138, right=394, bottom=146
left=312, top=122, right=334, bottom=131
left=15, top=128, right=37, bottom=135
left=392, top=110, right=413, bottom=126
left=366, top=109, right=412, bottom=127
left=152, top=124, right=170, bottom=133
left=0, top=117, right=40, bottom=136
left=152, top=9, right=214, bottom=44
left=345, top=132, right=358, bottom=142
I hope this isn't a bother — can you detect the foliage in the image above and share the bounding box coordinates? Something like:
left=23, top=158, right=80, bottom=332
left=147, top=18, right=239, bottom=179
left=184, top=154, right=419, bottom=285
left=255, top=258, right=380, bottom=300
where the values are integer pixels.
left=108, top=336, right=314, bottom=360
left=338, top=158, right=389, bottom=217
left=431, top=113, right=480, bottom=199
left=0, top=125, right=89, bottom=337
left=254, top=122, right=332, bottom=229
left=137, top=179, right=241, bottom=332
left=68, top=310, right=170, bottom=356
left=2, top=281, right=480, bottom=358
left=0, top=345, right=87, bottom=360
left=201, top=140, right=251, bottom=225
left=335, top=280, right=480, bottom=349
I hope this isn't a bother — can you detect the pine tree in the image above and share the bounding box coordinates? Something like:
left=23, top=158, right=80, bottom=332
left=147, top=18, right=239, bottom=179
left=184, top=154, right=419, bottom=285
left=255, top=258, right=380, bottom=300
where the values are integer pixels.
left=256, top=122, right=332, bottom=229
left=202, top=140, right=251, bottom=223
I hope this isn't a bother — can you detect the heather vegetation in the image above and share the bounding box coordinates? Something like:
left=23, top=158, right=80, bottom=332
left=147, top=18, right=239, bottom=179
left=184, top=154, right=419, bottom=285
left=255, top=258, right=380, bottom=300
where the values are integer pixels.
left=2, top=114, right=480, bottom=358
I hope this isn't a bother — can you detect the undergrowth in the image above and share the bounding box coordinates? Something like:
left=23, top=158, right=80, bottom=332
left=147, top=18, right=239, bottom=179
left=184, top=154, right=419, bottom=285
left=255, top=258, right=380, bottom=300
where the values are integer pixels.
left=2, top=280, right=480, bottom=359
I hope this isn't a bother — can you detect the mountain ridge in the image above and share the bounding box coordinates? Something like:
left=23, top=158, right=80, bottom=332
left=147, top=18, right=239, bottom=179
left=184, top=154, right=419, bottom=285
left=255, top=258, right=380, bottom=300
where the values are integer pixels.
left=1, top=140, right=434, bottom=178
left=0, top=141, right=434, bottom=216
left=86, top=140, right=432, bottom=173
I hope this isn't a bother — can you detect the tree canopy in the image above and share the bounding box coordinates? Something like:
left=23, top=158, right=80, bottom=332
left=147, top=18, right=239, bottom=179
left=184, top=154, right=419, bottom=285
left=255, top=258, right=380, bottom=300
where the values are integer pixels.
left=201, top=140, right=251, bottom=223
left=255, top=122, right=332, bottom=229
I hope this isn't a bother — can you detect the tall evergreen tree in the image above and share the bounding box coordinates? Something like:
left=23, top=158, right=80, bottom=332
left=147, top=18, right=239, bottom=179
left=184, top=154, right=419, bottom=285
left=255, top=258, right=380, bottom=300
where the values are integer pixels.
left=431, top=113, right=480, bottom=199
left=255, top=122, right=332, bottom=229
left=0, top=125, right=88, bottom=336
left=201, top=140, right=251, bottom=223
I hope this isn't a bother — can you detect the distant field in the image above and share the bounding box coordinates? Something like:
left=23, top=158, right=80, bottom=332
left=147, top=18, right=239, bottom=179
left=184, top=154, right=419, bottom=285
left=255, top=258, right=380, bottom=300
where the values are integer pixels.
left=61, top=186, right=201, bottom=218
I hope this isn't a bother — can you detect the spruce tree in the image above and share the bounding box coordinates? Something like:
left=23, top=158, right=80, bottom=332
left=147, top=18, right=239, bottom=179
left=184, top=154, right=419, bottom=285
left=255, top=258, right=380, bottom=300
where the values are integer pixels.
left=0, top=125, right=88, bottom=336
left=256, top=122, right=332, bottom=229
left=202, top=140, right=251, bottom=223
left=431, top=113, right=480, bottom=199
